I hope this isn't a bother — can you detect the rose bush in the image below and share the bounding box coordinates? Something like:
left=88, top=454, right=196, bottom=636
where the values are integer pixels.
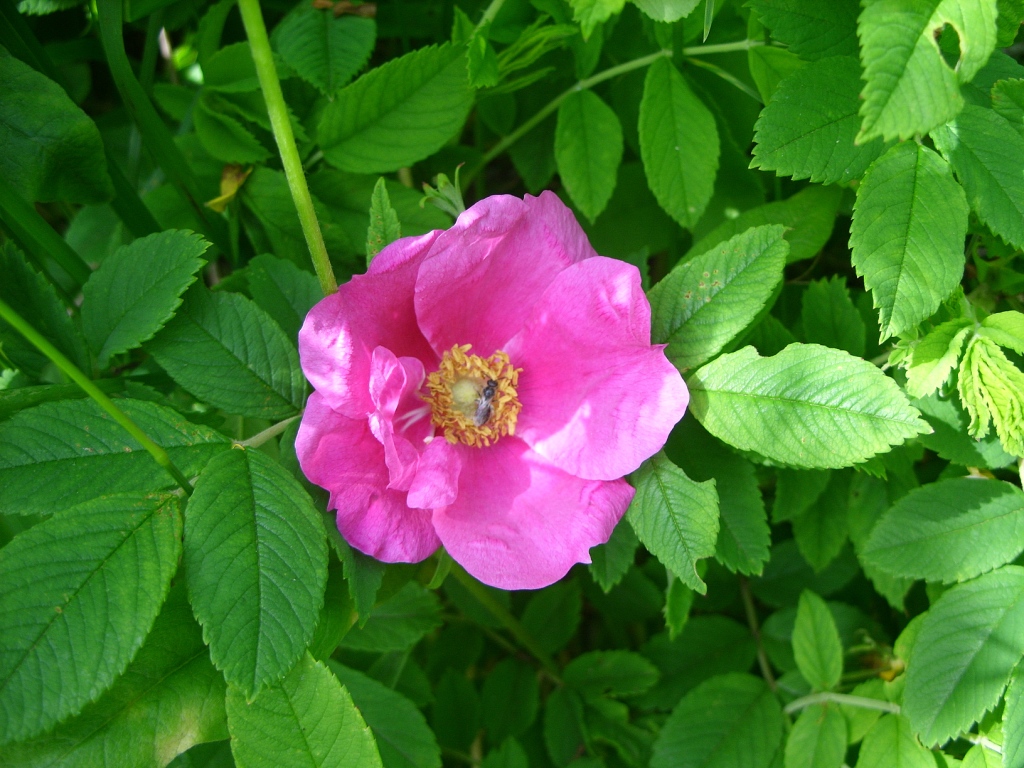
left=296, top=191, right=688, bottom=589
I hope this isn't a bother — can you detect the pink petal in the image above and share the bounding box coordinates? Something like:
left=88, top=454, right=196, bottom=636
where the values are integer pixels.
left=407, top=439, right=461, bottom=510
left=295, top=392, right=440, bottom=563
left=367, top=347, right=428, bottom=492
left=414, top=191, right=597, bottom=356
left=505, top=257, right=689, bottom=481
left=432, top=438, right=634, bottom=590
left=299, top=232, right=440, bottom=418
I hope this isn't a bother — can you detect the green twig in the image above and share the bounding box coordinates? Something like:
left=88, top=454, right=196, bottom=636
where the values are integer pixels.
left=784, top=692, right=901, bottom=716
left=739, top=576, right=777, bottom=692
left=0, top=182, right=91, bottom=288
left=238, top=415, right=301, bottom=448
left=237, top=0, right=338, bottom=296
left=475, top=0, right=507, bottom=30
left=0, top=297, right=194, bottom=495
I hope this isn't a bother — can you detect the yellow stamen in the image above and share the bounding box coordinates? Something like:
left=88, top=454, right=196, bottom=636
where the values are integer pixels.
left=424, top=344, right=522, bottom=447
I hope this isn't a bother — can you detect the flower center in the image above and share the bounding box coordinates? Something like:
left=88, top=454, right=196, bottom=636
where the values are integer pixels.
left=424, top=344, right=522, bottom=447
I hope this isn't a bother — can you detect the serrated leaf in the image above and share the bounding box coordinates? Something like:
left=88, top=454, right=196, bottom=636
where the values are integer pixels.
left=639, top=57, right=720, bottom=229
left=626, top=452, right=719, bottom=594
left=748, top=46, right=805, bottom=104
left=568, top=0, right=625, bottom=38
left=521, top=580, right=582, bottom=654
left=193, top=96, right=272, bottom=164
left=245, top=253, right=322, bottom=340
left=651, top=673, right=784, bottom=768
left=81, top=230, right=208, bottom=368
left=227, top=653, right=382, bottom=768
left=993, top=78, right=1024, bottom=133
left=272, top=5, right=376, bottom=95
left=0, top=54, right=113, bottom=204
left=958, top=336, right=1024, bottom=456
left=850, top=142, right=968, bottom=340
left=481, top=658, right=539, bottom=743
left=772, top=469, right=831, bottom=524
left=962, top=744, right=1002, bottom=767
left=792, top=471, right=851, bottom=573
left=980, top=311, right=1024, bottom=355
left=862, top=478, right=1024, bottom=583
left=563, top=650, right=660, bottom=698
left=750, top=0, right=858, bottom=59
left=855, top=714, right=934, bottom=768
left=0, top=398, right=229, bottom=517
left=913, top=393, right=1016, bottom=468
left=342, top=582, right=442, bottom=652
left=319, top=43, right=473, bottom=173
left=543, top=687, right=587, bottom=766
left=688, top=344, right=930, bottom=469
left=649, top=224, right=788, bottom=372
left=367, top=177, right=402, bottom=261
left=632, top=0, right=700, bottom=23
left=589, top=517, right=638, bottom=592
left=1005, top=665, right=1024, bottom=768
left=147, top=287, right=306, bottom=419
left=0, top=493, right=181, bottom=745
left=904, top=566, right=1024, bottom=745
left=751, top=57, right=887, bottom=185
left=185, top=448, right=327, bottom=696
left=857, top=0, right=998, bottom=142
left=784, top=704, right=847, bottom=768
left=800, top=277, right=866, bottom=357
left=555, top=90, right=623, bottom=222
left=793, top=590, right=843, bottom=691
left=203, top=42, right=261, bottom=92
left=932, top=104, right=1024, bottom=249
left=905, top=318, right=973, bottom=398
left=2, top=584, right=227, bottom=768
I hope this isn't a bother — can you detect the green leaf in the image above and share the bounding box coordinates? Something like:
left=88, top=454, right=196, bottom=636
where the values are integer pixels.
left=432, top=670, right=480, bottom=751
left=980, top=310, right=1024, bottom=355
left=563, top=650, right=660, bottom=698
left=521, top=580, right=582, bottom=654
left=227, top=653, right=382, bottom=768
left=792, top=590, right=843, bottom=691
left=543, top=687, right=587, bottom=766
left=568, top=0, right=625, bottom=38
left=688, top=185, right=841, bottom=265
left=931, top=104, right=1024, bottom=249
left=993, top=78, right=1024, bottom=133
left=905, top=318, right=973, bottom=398
left=0, top=55, right=113, bottom=204
left=632, top=0, right=700, bottom=23
left=854, top=714, right=934, bottom=768
left=639, top=57, right=720, bottom=229
left=192, top=95, right=272, bottom=164
left=1004, top=665, right=1024, bottom=768
left=147, top=287, right=306, bottom=419
left=962, top=744, right=1002, bottom=767
left=751, top=57, right=887, bottom=186
left=850, top=142, right=968, bottom=340
left=857, top=0, right=998, bottom=142
left=747, top=46, right=805, bottom=104
left=651, top=673, right=784, bottom=768
left=958, top=336, right=1024, bottom=457
left=903, top=566, right=1024, bottom=745
left=784, top=704, right=847, bottom=768
left=203, top=42, right=261, bottom=92
left=319, top=43, right=473, bottom=173
left=2, top=583, right=227, bottom=768
left=626, top=452, right=719, bottom=594
left=752, top=541, right=860, bottom=608
left=185, top=448, right=327, bottom=697
left=328, top=662, right=441, bottom=768
left=481, top=658, right=539, bottom=743
left=772, top=469, right=830, bottom=524
left=800, top=277, right=866, bottom=357
left=342, top=582, right=442, bottom=652
left=650, top=225, right=788, bottom=372
left=272, top=5, right=376, bottom=95
left=81, top=230, right=208, bottom=368
left=367, top=177, right=402, bottom=261
left=749, top=0, right=858, bottom=59
left=0, top=493, right=181, bottom=745
left=589, top=518, right=638, bottom=592
left=688, top=344, right=930, bottom=469
left=244, top=253, right=322, bottom=341
left=554, top=90, right=623, bottom=222
left=792, top=471, right=851, bottom=572
left=913, top=393, right=1016, bottom=469
left=0, top=398, right=229, bottom=517
left=864, top=478, right=1024, bottom=583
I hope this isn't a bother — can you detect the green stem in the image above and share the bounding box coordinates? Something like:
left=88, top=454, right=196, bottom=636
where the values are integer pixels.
left=238, top=415, right=300, bottom=448
left=0, top=297, right=194, bottom=495
left=739, top=577, right=777, bottom=692
left=475, top=0, right=507, bottom=30
left=0, top=183, right=91, bottom=287
left=237, top=0, right=337, bottom=296
left=450, top=564, right=561, bottom=680
left=784, top=692, right=901, bottom=716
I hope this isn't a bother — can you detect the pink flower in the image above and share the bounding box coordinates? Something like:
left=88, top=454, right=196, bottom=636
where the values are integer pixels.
left=295, top=192, right=688, bottom=590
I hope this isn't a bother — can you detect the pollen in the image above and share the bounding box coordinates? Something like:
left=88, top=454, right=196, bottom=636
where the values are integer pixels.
left=424, top=344, right=522, bottom=448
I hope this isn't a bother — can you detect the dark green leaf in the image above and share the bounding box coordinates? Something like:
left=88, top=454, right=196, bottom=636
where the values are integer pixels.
left=367, top=177, right=402, bottom=261
left=244, top=253, right=322, bottom=341
left=342, top=582, right=442, bottom=652
left=589, top=517, right=638, bottom=592
left=749, top=0, right=858, bottom=59
left=800, top=277, right=865, bottom=357
left=563, top=650, right=660, bottom=698
left=193, top=96, right=272, bottom=164
left=273, top=6, right=376, bottom=95
left=792, top=590, right=843, bottom=691
left=482, top=658, right=539, bottom=744
left=521, top=580, right=582, bottom=654
left=913, top=393, right=1015, bottom=469
left=792, top=471, right=851, bottom=573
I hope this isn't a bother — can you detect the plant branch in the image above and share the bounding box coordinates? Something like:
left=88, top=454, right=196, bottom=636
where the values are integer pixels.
left=0, top=182, right=91, bottom=288
left=238, top=415, right=301, bottom=448
left=0, top=297, right=194, bottom=496
left=784, top=692, right=901, bottom=716
left=740, top=576, right=777, bottom=691
left=237, top=0, right=338, bottom=296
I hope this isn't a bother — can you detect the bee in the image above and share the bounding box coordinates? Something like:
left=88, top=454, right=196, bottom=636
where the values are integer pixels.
left=473, top=379, right=498, bottom=427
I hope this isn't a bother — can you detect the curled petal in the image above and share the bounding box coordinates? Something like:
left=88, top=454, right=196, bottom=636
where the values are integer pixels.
left=432, top=438, right=633, bottom=590
left=507, top=257, right=688, bottom=480
left=407, top=439, right=461, bottom=510
left=296, top=392, right=439, bottom=562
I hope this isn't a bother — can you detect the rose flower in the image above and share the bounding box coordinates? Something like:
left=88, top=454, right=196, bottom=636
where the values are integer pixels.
left=295, top=192, right=688, bottom=590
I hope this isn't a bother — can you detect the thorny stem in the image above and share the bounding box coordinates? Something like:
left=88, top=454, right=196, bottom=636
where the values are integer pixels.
left=0, top=297, right=195, bottom=496
left=238, top=0, right=337, bottom=296
left=450, top=564, right=561, bottom=681
left=784, top=692, right=901, bottom=716
left=739, top=577, right=777, bottom=691
left=238, top=415, right=301, bottom=448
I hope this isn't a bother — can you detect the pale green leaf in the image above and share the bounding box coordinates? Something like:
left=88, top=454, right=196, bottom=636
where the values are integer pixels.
left=81, top=230, right=208, bottom=368
left=931, top=104, right=1024, bottom=249
left=858, top=0, right=998, bottom=142
left=0, top=398, right=229, bottom=517
left=227, top=653, right=382, bottom=768
left=992, top=78, right=1024, bottom=133
left=854, top=714, right=934, bottom=768
left=319, top=43, right=473, bottom=173
left=962, top=744, right=1002, bottom=767
left=649, top=224, right=788, bottom=372
left=751, top=57, right=887, bottom=185
left=555, top=90, right=623, bottom=222
left=958, top=336, right=1024, bottom=456
left=862, top=478, right=1024, bottom=583
left=639, top=57, right=720, bottom=229
left=905, top=318, right=973, bottom=398
left=272, top=5, right=376, bottom=95
left=979, top=311, right=1024, bottom=355
left=632, top=0, right=700, bottom=23
left=688, top=344, right=930, bottom=469
left=627, top=452, right=719, bottom=594
left=185, top=448, right=327, bottom=696
left=0, top=493, right=181, bottom=745
left=1004, top=665, right=1024, bottom=768
left=903, top=566, right=1024, bottom=745
left=568, top=0, right=625, bottom=38
left=800, top=277, right=866, bottom=357
left=850, top=142, right=968, bottom=340
left=749, top=0, right=858, bottom=59
left=747, top=46, right=805, bottom=104
left=366, top=177, right=402, bottom=261
left=784, top=704, right=847, bottom=768
left=793, top=590, right=843, bottom=691
left=913, top=393, right=1016, bottom=469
